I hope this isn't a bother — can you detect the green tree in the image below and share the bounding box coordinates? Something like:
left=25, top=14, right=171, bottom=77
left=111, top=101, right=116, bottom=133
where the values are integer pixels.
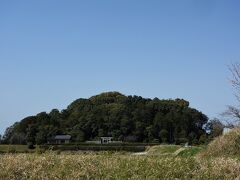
left=36, top=131, right=47, bottom=145
left=145, top=125, right=154, bottom=142
left=188, top=132, right=198, bottom=145
left=26, top=125, right=37, bottom=145
left=159, top=129, right=169, bottom=143
left=9, top=133, right=26, bottom=144
left=98, top=129, right=105, bottom=137
left=3, top=91, right=209, bottom=144
left=76, top=130, right=85, bottom=142
left=207, top=118, right=224, bottom=139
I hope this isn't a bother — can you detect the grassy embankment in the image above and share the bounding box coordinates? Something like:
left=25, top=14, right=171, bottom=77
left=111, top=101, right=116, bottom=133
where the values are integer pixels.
left=0, top=145, right=30, bottom=153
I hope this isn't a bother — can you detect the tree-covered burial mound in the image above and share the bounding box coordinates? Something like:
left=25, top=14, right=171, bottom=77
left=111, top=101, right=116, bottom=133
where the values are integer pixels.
left=3, top=92, right=208, bottom=145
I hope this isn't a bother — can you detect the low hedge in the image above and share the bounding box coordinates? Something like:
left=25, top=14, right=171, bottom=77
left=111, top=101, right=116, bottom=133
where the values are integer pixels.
left=46, top=143, right=160, bottom=146
left=39, top=145, right=146, bottom=152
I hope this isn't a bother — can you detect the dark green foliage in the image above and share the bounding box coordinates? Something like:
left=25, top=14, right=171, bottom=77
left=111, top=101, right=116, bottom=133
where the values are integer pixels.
left=159, top=129, right=169, bottom=143
left=27, top=142, right=35, bottom=150
left=205, top=118, right=224, bottom=139
left=3, top=92, right=209, bottom=145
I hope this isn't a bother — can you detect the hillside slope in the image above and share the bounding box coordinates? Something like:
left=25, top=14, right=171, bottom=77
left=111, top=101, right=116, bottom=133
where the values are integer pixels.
left=200, top=127, right=240, bottom=158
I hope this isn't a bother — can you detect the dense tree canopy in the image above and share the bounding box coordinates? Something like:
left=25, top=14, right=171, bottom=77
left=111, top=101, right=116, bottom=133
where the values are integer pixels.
left=3, top=92, right=209, bottom=144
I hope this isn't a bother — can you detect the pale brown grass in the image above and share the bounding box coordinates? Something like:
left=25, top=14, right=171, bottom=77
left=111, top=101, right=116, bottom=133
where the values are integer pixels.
left=0, top=151, right=240, bottom=179
left=200, top=127, right=240, bottom=158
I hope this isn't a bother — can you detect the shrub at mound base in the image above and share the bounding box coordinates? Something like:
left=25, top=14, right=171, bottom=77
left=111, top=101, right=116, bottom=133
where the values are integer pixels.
left=202, top=128, right=240, bottom=157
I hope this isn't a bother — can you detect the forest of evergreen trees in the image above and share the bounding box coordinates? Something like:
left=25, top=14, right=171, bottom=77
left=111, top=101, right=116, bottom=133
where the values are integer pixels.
left=2, top=92, right=210, bottom=145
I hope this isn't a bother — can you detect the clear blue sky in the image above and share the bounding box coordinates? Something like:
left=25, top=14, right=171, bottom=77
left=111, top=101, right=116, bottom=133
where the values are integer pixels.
left=0, top=0, right=240, bottom=135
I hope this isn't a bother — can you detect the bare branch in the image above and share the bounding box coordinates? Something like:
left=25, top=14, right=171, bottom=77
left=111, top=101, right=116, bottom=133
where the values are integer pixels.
left=223, top=106, right=240, bottom=118
left=223, top=63, right=240, bottom=125
left=229, top=63, right=240, bottom=94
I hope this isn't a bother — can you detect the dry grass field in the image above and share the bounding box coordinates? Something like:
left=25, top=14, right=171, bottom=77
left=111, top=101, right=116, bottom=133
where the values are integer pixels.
left=0, top=152, right=239, bottom=179
left=0, top=128, right=240, bottom=179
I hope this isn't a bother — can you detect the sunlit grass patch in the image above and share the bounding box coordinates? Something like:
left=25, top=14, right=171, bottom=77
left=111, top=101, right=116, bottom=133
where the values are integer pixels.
left=147, top=145, right=181, bottom=156
left=177, top=146, right=203, bottom=157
